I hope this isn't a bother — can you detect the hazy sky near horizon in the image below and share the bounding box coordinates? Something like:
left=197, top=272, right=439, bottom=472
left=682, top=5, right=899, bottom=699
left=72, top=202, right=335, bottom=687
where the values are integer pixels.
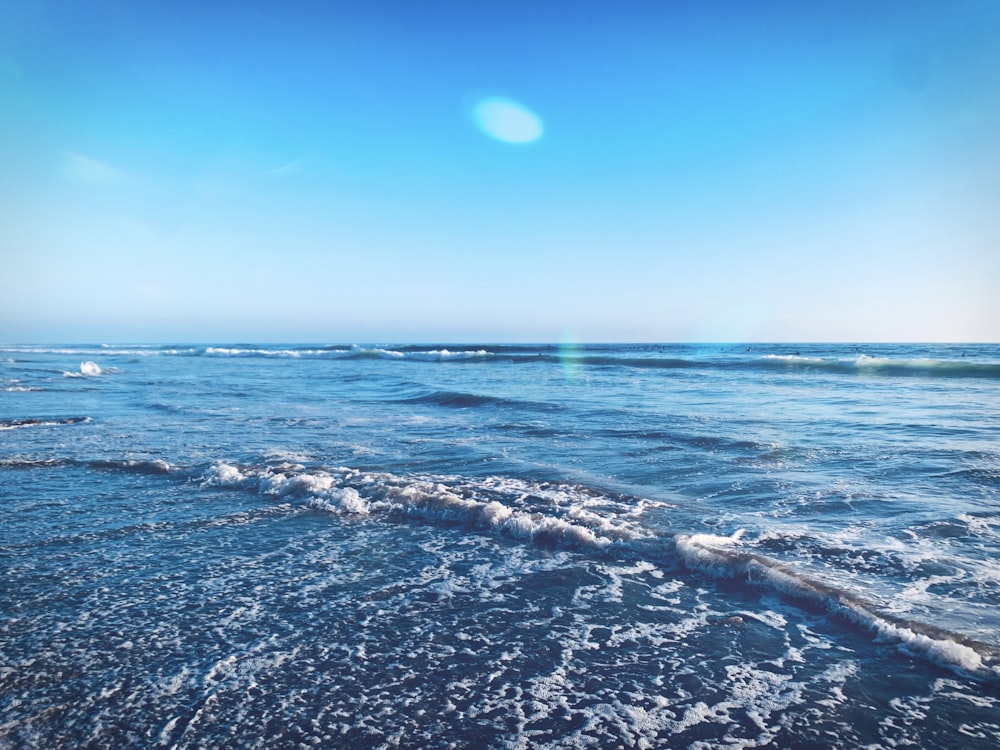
left=2, top=0, right=999, bottom=343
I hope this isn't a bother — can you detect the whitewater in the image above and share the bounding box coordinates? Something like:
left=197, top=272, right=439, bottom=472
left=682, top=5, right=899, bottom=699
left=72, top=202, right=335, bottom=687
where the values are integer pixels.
left=2, top=342, right=999, bottom=748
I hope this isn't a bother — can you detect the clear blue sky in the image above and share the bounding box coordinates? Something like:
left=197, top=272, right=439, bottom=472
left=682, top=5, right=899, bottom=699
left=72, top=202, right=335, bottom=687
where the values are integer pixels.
left=2, top=0, right=998, bottom=342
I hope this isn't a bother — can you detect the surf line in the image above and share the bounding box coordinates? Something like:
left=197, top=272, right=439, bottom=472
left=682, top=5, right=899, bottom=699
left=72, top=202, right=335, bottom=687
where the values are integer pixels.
left=676, top=533, right=1000, bottom=682
left=26, top=453, right=1000, bottom=682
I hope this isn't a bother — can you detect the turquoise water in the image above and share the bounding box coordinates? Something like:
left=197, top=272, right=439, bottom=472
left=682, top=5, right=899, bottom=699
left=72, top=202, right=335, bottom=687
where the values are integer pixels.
left=2, top=343, right=999, bottom=748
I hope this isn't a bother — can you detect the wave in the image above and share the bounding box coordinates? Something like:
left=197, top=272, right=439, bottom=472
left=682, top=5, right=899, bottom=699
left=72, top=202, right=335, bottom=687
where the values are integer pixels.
left=559, top=355, right=702, bottom=370
left=200, top=462, right=660, bottom=550
left=1, top=381, right=41, bottom=392
left=483, top=350, right=1000, bottom=380
left=197, top=460, right=1000, bottom=679
left=675, top=532, right=1000, bottom=681
left=0, top=455, right=171, bottom=474
left=200, top=462, right=1000, bottom=681
left=397, top=390, right=561, bottom=411
left=0, top=416, right=90, bottom=431
left=87, top=458, right=174, bottom=475
left=7, top=343, right=998, bottom=379
left=344, top=346, right=490, bottom=361
left=538, top=352, right=1000, bottom=379
left=930, top=467, right=1000, bottom=488
left=201, top=346, right=492, bottom=361
left=63, top=361, right=121, bottom=377
left=1, top=346, right=199, bottom=357
left=0, top=457, right=71, bottom=469
left=203, top=346, right=349, bottom=358
left=755, top=354, right=1000, bottom=380
left=539, top=352, right=1000, bottom=380
left=6, top=451, right=999, bottom=679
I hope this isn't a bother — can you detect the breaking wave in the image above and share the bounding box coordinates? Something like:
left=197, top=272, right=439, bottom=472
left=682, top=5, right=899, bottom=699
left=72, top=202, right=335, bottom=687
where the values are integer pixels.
left=675, top=532, right=1000, bottom=681
left=202, top=346, right=491, bottom=361
left=194, top=460, right=1000, bottom=681
left=200, top=462, right=659, bottom=554
left=63, top=361, right=103, bottom=377
left=5, top=451, right=996, bottom=680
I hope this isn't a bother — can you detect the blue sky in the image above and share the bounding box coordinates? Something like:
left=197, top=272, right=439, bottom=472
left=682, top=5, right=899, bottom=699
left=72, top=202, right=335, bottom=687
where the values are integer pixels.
left=2, top=0, right=998, bottom=342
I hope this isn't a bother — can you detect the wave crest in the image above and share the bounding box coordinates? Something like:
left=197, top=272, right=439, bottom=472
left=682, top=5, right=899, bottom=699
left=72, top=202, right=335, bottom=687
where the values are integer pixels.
left=676, top=533, right=1000, bottom=680
left=199, top=463, right=657, bottom=554
left=63, top=361, right=102, bottom=377
left=0, top=416, right=90, bottom=430
left=16, top=454, right=997, bottom=682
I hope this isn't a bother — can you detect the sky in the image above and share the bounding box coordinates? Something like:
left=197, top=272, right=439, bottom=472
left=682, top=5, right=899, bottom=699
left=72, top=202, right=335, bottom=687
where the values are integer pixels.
left=1, top=0, right=998, bottom=343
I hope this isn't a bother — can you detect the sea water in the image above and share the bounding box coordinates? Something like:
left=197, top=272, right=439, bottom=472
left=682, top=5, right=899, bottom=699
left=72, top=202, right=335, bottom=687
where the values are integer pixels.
left=2, top=343, right=999, bottom=748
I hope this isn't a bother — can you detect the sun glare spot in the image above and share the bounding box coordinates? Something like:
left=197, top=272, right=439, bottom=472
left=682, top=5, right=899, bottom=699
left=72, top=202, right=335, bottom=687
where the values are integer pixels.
left=470, top=96, right=544, bottom=144
left=558, top=332, right=583, bottom=381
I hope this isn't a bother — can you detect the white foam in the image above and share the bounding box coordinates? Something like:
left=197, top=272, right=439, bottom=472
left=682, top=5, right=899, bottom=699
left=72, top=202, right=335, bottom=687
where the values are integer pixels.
left=308, top=487, right=370, bottom=515
left=198, top=345, right=490, bottom=361
left=407, top=349, right=491, bottom=360
left=370, top=347, right=405, bottom=358
left=202, top=463, right=251, bottom=487
left=195, top=461, right=1000, bottom=682
left=198, top=463, right=658, bottom=556
left=64, top=360, right=102, bottom=377
left=875, top=619, right=985, bottom=674
left=763, top=354, right=825, bottom=364
left=674, top=531, right=748, bottom=577
left=204, top=347, right=348, bottom=358
left=956, top=513, right=999, bottom=536
left=677, top=531, right=1000, bottom=680
left=0, top=417, right=91, bottom=430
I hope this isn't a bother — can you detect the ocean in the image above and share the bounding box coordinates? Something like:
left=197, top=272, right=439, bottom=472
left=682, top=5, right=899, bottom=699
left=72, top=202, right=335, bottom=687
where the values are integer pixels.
left=2, top=342, right=999, bottom=748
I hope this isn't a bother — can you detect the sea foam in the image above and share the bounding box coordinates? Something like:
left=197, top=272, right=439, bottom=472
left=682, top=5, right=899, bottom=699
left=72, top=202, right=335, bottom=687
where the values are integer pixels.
left=64, top=361, right=103, bottom=377
left=200, top=462, right=658, bottom=556
left=42, top=452, right=999, bottom=683
left=675, top=533, right=1000, bottom=681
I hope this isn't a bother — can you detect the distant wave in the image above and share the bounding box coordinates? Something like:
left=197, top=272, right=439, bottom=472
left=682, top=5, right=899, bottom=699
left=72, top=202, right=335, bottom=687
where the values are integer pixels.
left=6, top=344, right=998, bottom=379
left=201, top=346, right=491, bottom=361
left=526, top=352, right=1000, bottom=380
left=757, top=354, right=1000, bottom=380
left=397, top=390, right=562, bottom=411
left=541, top=353, right=1000, bottom=379
left=1, top=380, right=41, bottom=392
left=0, top=346, right=199, bottom=357
left=60, top=360, right=124, bottom=377
left=190, top=347, right=1000, bottom=379
left=63, top=361, right=103, bottom=377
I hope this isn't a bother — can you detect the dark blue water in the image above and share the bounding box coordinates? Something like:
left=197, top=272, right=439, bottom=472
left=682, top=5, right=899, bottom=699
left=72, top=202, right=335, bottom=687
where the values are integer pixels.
left=3, top=343, right=999, bottom=748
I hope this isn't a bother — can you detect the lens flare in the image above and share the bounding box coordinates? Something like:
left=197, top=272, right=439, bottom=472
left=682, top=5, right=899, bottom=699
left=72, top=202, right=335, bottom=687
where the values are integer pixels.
left=470, top=96, right=544, bottom=144
left=558, top=333, right=583, bottom=381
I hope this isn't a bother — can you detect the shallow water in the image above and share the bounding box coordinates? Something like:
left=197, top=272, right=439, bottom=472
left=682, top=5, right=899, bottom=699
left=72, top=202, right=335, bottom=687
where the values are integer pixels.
left=2, top=343, right=999, bottom=748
